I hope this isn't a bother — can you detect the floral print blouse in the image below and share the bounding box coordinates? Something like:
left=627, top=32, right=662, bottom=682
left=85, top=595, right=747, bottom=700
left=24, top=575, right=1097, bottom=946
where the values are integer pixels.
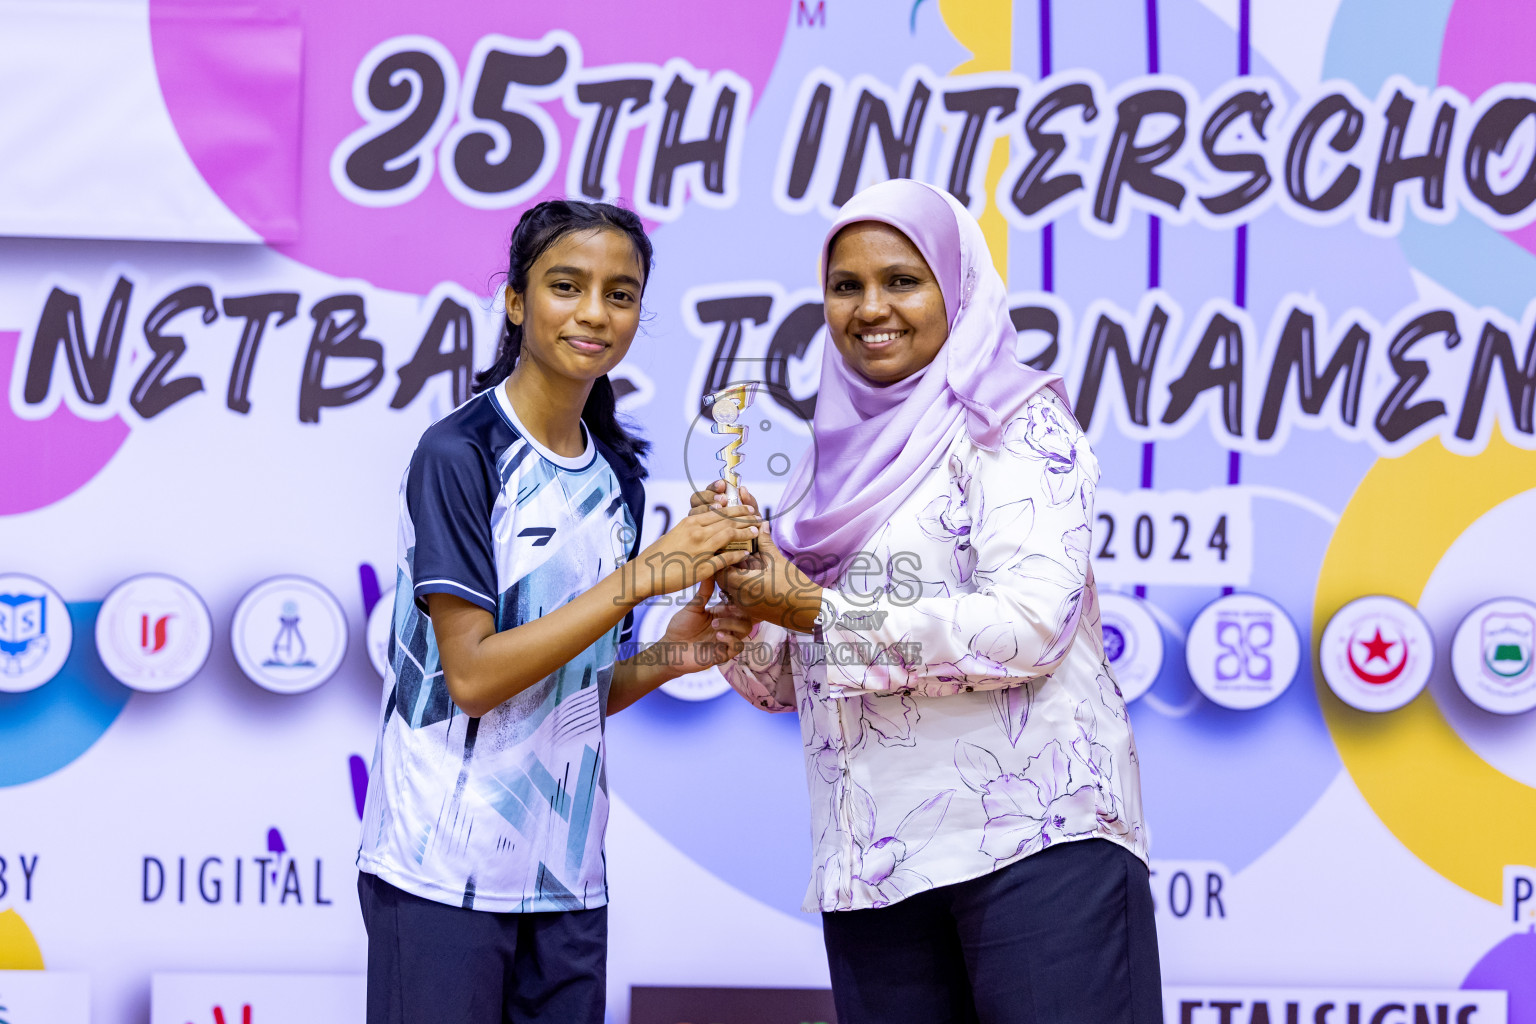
left=721, top=390, right=1149, bottom=913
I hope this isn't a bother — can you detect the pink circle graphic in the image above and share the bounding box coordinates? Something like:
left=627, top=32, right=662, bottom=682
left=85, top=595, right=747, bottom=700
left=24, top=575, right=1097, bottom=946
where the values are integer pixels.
left=0, top=331, right=130, bottom=516
left=1440, top=0, right=1536, bottom=258
left=149, top=1, right=793, bottom=295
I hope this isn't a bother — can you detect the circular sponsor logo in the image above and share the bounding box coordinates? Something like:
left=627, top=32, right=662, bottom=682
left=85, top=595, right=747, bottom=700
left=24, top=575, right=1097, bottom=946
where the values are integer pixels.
left=1451, top=597, right=1536, bottom=715
left=366, top=587, right=395, bottom=679
left=1098, top=592, right=1163, bottom=703
left=231, top=576, right=349, bottom=694
left=641, top=593, right=731, bottom=703
left=95, top=574, right=213, bottom=693
left=1319, top=595, right=1434, bottom=713
left=0, top=573, right=73, bottom=694
left=1186, top=592, right=1301, bottom=710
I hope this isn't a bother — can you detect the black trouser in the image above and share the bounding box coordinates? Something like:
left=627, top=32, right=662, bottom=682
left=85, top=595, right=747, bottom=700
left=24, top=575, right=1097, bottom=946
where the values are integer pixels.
left=357, top=872, right=606, bottom=1024
left=821, top=838, right=1163, bottom=1024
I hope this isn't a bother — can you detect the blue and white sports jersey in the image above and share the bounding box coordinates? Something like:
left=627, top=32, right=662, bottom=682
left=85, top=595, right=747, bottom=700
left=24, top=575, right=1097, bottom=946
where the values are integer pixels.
left=358, top=384, right=643, bottom=912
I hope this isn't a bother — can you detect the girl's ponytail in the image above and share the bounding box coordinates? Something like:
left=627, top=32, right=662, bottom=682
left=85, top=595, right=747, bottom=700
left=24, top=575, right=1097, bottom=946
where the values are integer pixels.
left=581, top=373, right=649, bottom=473
left=473, top=319, right=523, bottom=396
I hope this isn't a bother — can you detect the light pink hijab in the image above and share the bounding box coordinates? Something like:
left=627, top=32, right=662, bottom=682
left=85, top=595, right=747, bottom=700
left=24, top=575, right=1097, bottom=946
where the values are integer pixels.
left=773, top=179, right=1068, bottom=581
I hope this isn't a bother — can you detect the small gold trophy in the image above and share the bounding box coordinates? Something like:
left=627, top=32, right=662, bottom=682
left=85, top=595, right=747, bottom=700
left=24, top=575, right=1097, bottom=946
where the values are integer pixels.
left=703, top=382, right=762, bottom=553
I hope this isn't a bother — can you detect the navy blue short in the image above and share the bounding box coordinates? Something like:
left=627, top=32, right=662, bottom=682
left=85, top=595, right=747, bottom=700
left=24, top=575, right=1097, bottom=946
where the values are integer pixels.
left=357, top=872, right=606, bottom=1024
left=821, top=838, right=1163, bottom=1024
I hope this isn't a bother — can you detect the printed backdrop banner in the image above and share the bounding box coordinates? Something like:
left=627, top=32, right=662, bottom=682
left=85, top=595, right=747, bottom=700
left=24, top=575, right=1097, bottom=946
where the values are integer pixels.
left=2, top=0, right=1535, bottom=1022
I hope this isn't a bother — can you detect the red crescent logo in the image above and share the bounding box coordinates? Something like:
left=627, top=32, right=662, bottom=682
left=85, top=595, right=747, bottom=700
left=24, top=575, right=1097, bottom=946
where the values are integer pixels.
left=1346, top=626, right=1407, bottom=686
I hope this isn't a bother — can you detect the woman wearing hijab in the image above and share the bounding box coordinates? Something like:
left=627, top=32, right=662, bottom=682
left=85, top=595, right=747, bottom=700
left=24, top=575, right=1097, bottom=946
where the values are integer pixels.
left=697, top=178, right=1161, bottom=1024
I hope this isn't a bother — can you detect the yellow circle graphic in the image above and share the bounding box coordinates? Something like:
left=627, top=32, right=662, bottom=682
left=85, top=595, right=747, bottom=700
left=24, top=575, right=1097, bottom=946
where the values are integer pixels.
left=1314, top=435, right=1536, bottom=903
left=0, top=909, right=44, bottom=969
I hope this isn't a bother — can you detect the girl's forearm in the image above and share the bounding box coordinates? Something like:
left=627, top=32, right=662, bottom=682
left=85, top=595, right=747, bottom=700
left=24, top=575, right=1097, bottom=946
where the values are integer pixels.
left=607, top=654, right=688, bottom=713
left=435, top=563, right=649, bottom=717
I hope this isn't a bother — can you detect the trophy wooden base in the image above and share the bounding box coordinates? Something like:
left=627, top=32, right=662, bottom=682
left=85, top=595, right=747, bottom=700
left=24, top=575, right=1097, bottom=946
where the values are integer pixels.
left=724, top=536, right=758, bottom=554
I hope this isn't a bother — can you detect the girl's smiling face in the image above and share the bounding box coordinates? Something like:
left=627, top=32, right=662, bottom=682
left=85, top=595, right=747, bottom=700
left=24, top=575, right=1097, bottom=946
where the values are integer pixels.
left=506, top=226, right=646, bottom=382
left=823, top=221, right=950, bottom=385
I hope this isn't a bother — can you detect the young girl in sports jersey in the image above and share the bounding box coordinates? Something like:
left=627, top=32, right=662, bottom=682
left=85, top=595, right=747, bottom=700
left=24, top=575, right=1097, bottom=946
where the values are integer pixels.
left=357, top=200, right=758, bottom=1024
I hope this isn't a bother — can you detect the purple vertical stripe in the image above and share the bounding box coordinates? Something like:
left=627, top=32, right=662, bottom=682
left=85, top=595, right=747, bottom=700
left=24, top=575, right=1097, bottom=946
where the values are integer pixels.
left=1229, top=0, right=1250, bottom=504
left=1040, top=0, right=1054, bottom=293
left=349, top=754, right=369, bottom=820
left=1234, top=224, right=1248, bottom=308
left=1145, top=0, right=1161, bottom=300
left=1139, top=0, right=1160, bottom=606
left=1039, top=0, right=1052, bottom=77
left=1239, top=0, right=1251, bottom=76
left=359, top=561, right=382, bottom=617
left=1042, top=224, right=1054, bottom=291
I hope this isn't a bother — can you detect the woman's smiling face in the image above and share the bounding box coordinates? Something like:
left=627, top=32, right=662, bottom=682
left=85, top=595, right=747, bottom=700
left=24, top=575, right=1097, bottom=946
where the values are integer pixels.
left=823, top=221, right=950, bottom=385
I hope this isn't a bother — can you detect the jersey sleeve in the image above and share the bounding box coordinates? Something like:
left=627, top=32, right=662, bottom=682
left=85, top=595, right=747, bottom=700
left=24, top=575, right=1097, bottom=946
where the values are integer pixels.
left=405, top=430, right=499, bottom=615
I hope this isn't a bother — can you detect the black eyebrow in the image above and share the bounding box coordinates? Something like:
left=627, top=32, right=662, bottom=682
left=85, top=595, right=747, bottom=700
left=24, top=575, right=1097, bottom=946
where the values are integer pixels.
left=826, top=263, right=928, bottom=277
left=543, top=265, right=643, bottom=289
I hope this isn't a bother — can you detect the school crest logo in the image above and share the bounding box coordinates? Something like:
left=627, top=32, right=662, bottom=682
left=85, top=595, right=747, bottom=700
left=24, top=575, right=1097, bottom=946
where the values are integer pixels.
left=1319, top=595, right=1434, bottom=713
left=231, top=576, right=349, bottom=694
left=95, top=574, right=213, bottom=693
left=1452, top=597, right=1536, bottom=715
left=1482, top=613, right=1534, bottom=681
left=0, top=592, right=47, bottom=674
left=0, top=574, right=73, bottom=694
left=1185, top=593, right=1300, bottom=710
left=1097, top=592, right=1163, bottom=703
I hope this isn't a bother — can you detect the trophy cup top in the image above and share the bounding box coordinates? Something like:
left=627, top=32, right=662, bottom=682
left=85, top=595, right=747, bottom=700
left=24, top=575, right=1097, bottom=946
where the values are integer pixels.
left=703, top=382, right=759, bottom=431
left=710, top=396, right=741, bottom=425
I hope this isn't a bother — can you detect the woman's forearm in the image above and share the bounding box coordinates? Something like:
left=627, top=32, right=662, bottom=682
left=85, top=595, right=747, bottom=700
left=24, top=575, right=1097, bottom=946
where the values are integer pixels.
left=720, top=622, right=798, bottom=711
left=815, top=582, right=1080, bottom=697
